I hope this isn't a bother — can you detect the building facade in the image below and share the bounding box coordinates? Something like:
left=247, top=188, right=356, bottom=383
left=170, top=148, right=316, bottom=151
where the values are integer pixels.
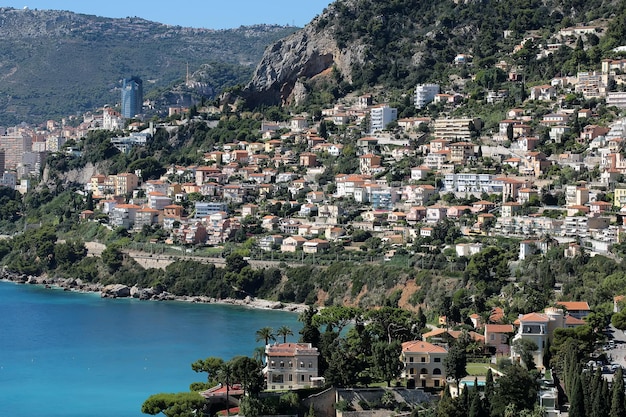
left=414, top=84, right=440, bottom=109
left=264, top=343, right=320, bottom=391
left=121, top=77, right=143, bottom=118
left=400, top=340, right=448, bottom=388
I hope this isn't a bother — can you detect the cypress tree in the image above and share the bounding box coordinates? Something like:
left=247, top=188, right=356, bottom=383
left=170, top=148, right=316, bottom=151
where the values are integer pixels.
left=459, top=383, right=470, bottom=417
left=469, top=387, right=483, bottom=417
left=593, top=377, right=610, bottom=417
left=590, top=367, right=602, bottom=417
left=569, top=372, right=585, bottom=417
left=484, top=368, right=494, bottom=414
left=610, top=367, right=625, bottom=417
left=582, top=369, right=594, bottom=417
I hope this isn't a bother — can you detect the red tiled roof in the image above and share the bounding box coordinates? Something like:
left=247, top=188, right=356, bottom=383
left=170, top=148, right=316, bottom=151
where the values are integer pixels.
left=485, top=324, right=514, bottom=333
left=518, top=312, right=550, bottom=323
left=565, top=315, right=586, bottom=326
left=557, top=301, right=590, bottom=311
left=402, top=340, right=448, bottom=354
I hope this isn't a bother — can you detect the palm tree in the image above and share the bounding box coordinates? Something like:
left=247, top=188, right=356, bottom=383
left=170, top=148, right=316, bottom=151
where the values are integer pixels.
left=276, top=325, right=294, bottom=343
left=255, top=326, right=275, bottom=346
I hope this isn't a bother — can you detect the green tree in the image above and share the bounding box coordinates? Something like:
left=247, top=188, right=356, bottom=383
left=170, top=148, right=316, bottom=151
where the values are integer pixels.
left=276, top=325, right=294, bottom=343
left=230, top=356, right=264, bottom=396
left=491, top=365, right=538, bottom=417
left=101, top=245, right=123, bottom=272
left=611, top=367, right=625, bottom=417
left=611, top=310, right=626, bottom=330
left=444, top=340, right=468, bottom=390
left=190, top=356, right=224, bottom=384
left=569, top=372, right=585, bottom=417
left=299, top=306, right=321, bottom=347
left=225, top=253, right=249, bottom=274
left=372, top=340, right=403, bottom=387
left=512, top=338, right=538, bottom=370
left=255, top=326, right=275, bottom=346
left=141, top=392, right=205, bottom=417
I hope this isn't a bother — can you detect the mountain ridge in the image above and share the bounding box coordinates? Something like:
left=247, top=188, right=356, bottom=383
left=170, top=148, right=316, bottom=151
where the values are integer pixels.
left=244, top=0, right=626, bottom=107
left=0, top=7, right=299, bottom=124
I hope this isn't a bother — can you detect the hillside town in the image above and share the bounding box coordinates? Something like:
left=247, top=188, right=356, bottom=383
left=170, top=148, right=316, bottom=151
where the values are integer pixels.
left=5, top=18, right=626, bottom=417
left=4, top=50, right=626, bottom=261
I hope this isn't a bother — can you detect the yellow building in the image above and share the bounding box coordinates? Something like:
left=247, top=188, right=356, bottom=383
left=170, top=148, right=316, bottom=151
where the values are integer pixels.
left=400, top=340, right=448, bottom=389
left=614, top=187, right=626, bottom=208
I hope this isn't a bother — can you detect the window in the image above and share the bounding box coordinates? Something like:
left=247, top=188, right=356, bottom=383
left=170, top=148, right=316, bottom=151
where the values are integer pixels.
left=280, top=361, right=284, bottom=367
left=433, top=368, right=442, bottom=375
left=288, top=374, right=292, bottom=382
left=308, top=362, right=312, bottom=368
left=300, top=362, right=304, bottom=368
left=421, top=357, right=426, bottom=363
left=288, top=361, right=292, bottom=367
left=420, top=368, right=428, bottom=375
left=409, top=357, right=414, bottom=363
left=409, top=368, right=415, bottom=375
left=300, top=375, right=305, bottom=382
left=434, top=379, right=440, bottom=387
left=434, top=357, right=441, bottom=363
left=272, top=375, right=284, bottom=383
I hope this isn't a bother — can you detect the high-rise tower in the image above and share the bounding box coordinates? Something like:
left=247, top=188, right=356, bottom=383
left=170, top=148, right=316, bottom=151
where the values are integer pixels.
left=121, top=77, right=143, bottom=119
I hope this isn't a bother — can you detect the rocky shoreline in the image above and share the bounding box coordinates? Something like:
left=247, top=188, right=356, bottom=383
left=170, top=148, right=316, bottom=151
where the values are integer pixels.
left=0, top=270, right=309, bottom=313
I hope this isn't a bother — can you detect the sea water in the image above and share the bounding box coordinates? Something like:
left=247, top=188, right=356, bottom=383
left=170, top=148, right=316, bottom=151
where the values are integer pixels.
left=0, top=281, right=302, bottom=417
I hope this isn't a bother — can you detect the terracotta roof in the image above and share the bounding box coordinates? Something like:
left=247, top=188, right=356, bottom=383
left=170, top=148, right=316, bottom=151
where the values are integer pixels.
left=485, top=324, right=514, bottom=333
left=489, top=307, right=504, bottom=323
left=557, top=301, right=590, bottom=311
left=422, top=328, right=447, bottom=338
left=518, top=312, right=550, bottom=323
left=402, top=340, right=448, bottom=354
left=565, top=315, right=586, bottom=326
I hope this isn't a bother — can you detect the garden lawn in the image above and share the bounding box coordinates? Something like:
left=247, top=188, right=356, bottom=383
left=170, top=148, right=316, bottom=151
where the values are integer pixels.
left=466, top=362, right=492, bottom=376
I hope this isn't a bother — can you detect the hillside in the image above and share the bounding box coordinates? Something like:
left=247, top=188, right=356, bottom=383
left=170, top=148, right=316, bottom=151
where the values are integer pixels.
left=245, top=0, right=626, bottom=106
left=0, top=7, right=298, bottom=125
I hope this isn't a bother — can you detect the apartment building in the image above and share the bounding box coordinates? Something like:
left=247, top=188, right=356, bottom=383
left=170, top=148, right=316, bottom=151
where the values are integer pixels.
left=264, top=343, right=320, bottom=391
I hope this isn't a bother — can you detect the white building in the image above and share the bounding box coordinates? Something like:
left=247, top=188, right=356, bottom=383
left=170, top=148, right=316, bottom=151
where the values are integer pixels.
left=264, top=343, right=321, bottom=391
left=414, top=84, right=440, bottom=109
left=370, top=105, right=398, bottom=132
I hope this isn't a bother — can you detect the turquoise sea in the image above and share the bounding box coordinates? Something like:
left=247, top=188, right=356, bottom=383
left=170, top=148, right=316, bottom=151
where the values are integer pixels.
left=0, top=281, right=302, bottom=417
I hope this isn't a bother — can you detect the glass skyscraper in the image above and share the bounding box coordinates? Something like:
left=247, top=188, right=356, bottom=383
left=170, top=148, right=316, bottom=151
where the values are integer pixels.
left=121, top=77, right=143, bottom=118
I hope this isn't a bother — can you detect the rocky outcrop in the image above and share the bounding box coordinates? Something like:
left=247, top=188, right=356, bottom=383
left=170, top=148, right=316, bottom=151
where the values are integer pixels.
left=101, top=284, right=131, bottom=298
left=244, top=2, right=366, bottom=106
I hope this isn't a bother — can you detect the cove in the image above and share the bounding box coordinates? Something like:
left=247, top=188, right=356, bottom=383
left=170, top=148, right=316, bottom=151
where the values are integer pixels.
left=0, top=281, right=302, bottom=417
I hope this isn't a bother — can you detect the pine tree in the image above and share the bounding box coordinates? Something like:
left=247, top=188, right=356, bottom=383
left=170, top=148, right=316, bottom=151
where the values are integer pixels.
left=610, top=367, right=625, bottom=417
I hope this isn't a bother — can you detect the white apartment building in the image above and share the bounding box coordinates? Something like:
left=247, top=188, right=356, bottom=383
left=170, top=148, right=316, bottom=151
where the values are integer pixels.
left=370, top=105, right=398, bottom=132
left=443, top=173, right=504, bottom=193
left=414, top=84, right=440, bottom=109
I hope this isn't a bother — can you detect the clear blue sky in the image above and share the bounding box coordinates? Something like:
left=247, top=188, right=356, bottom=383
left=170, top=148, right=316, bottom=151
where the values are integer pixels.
left=5, top=1, right=332, bottom=29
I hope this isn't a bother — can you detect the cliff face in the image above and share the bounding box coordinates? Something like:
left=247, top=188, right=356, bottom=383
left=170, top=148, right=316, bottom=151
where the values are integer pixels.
left=245, top=4, right=366, bottom=106
left=244, top=0, right=625, bottom=107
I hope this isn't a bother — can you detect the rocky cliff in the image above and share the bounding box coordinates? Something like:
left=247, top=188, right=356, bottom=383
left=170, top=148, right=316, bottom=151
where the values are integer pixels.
left=244, top=0, right=625, bottom=107
left=244, top=1, right=366, bottom=106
